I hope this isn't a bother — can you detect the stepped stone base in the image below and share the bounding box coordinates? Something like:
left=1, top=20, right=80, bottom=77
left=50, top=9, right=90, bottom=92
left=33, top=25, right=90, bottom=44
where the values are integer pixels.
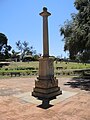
left=32, top=78, right=62, bottom=101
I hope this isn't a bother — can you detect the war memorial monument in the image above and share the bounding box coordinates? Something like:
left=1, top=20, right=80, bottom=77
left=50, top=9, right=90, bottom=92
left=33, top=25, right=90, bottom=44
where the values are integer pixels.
left=32, top=7, right=62, bottom=108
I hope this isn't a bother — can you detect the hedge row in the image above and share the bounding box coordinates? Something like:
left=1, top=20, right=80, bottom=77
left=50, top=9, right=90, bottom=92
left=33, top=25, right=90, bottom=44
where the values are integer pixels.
left=0, top=70, right=38, bottom=77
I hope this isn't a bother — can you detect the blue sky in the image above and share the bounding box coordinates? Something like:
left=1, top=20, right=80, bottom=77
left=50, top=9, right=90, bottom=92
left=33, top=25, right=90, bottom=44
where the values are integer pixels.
left=0, top=0, right=77, bottom=58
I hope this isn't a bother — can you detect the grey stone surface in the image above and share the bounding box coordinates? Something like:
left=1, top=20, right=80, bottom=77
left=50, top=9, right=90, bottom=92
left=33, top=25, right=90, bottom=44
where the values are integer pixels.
left=14, top=91, right=77, bottom=105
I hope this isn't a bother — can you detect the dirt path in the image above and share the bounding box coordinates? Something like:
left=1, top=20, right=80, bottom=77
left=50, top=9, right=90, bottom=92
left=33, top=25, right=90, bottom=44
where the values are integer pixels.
left=0, top=77, right=90, bottom=120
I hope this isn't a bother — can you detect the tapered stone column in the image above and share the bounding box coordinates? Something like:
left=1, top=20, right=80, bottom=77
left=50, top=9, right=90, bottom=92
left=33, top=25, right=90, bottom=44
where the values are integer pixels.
left=32, top=7, right=62, bottom=109
left=40, top=7, right=50, bottom=57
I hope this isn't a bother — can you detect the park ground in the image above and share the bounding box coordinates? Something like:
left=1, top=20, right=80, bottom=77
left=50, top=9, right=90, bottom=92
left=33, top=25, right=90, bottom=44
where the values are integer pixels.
left=0, top=76, right=90, bottom=120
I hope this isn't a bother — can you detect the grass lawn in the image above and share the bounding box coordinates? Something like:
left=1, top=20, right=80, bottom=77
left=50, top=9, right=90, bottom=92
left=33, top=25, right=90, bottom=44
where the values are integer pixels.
left=5, top=61, right=39, bottom=69
left=0, top=61, right=90, bottom=78
left=1, top=61, right=90, bottom=70
left=54, top=61, right=90, bottom=69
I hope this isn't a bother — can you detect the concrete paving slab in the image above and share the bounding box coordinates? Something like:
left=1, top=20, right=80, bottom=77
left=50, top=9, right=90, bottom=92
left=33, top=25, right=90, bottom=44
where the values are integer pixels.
left=14, top=90, right=78, bottom=105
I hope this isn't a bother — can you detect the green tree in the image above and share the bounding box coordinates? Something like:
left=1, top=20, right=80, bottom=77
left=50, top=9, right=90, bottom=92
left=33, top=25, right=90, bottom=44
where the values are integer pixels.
left=16, top=40, right=36, bottom=60
left=0, top=33, right=11, bottom=60
left=60, top=0, right=90, bottom=62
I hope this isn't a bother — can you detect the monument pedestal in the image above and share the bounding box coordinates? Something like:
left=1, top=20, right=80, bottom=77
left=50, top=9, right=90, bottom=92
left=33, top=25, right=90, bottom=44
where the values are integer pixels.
left=32, top=57, right=62, bottom=107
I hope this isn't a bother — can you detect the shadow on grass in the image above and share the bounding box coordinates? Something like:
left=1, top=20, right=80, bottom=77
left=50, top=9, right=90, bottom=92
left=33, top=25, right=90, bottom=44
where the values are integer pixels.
left=64, top=77, right=90, bottom=91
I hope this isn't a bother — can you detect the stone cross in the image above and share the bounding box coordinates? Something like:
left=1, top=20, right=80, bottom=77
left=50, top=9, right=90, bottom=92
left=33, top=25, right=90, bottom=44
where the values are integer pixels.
left=39, top=7, right=51, bottom=57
